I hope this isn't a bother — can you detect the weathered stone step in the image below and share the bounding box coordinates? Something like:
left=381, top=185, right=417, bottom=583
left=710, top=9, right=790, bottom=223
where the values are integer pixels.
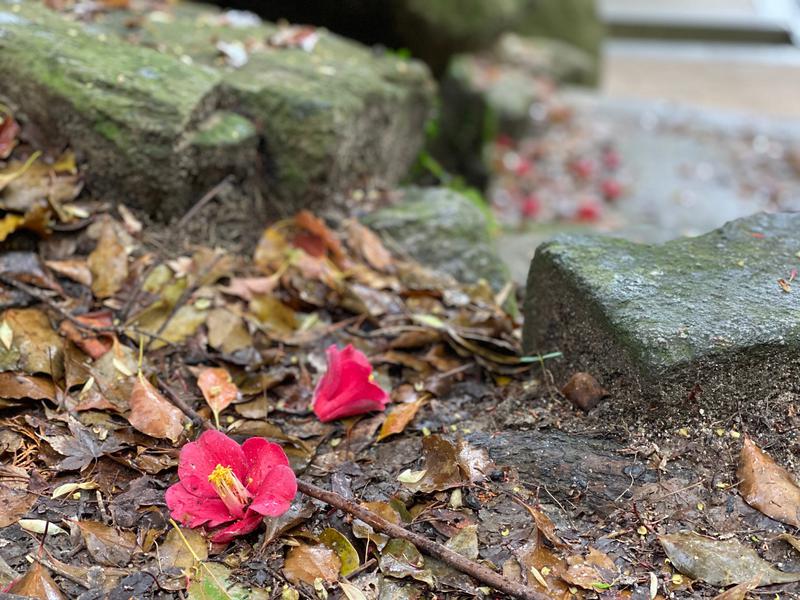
left=522, top=212, right=800, bottom=424
left=0, top=1, right=435, bottom=219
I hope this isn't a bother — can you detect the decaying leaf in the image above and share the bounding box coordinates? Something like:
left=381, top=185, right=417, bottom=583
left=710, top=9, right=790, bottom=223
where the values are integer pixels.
left=43, top=417, right=125, bottom=471
left=187, top=562, right=269, bottom=599
left=283, top=542, right=341, bottom=585
left=737, top=436, right=800, bottom=527
left=562, top=547, right=618, bottom=590
left=444, top=525, right=479, bottom=560
left=352, top=501, right=401, bottom=550
left=344, top=219, right=393, bottom=271
left=659, top=531, right=800, bottom=586
left=197, top=367, right=239, bottom=425
left=206, top=308, right=252, bottom=354
left=88, top=218, right=129, bottom=298
left=711, top=575, right=762, bottom=600
left=0, top=307, right=63, bottom=379
left=400, top=435, right=465, bottom=493
left=319, top=528, right=360, bottom=577
left=379, top=539, right=434, bottom=587
left=0, top=112, right=20, bottom=159
left=76, top=520, right=137, bottom=567
left=7, top=561, right=66, bottom=600
left=0, top=464, right=37, bottom=527
left=128, top=373, right=185, bottom=442
left=159, top=526, right=208, bottom=574
left=377, top=396, right=426, bottom=441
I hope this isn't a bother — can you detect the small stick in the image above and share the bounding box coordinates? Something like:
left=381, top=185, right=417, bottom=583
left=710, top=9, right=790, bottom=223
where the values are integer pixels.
left=295, top=480, right=548, bottom=600
left=175, top=176, right=233, bottom=230
left=158, top=378, right=214, bottom=431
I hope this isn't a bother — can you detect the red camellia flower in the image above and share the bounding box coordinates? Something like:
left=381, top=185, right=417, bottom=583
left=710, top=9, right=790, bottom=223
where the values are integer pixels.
left=313, top=344, right=389, bottom=422
left=165, top=430, right=297, bottom=543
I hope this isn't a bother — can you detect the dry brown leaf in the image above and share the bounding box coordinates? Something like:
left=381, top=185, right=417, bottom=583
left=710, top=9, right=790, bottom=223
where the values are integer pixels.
left=88, top=219, right=128, bottom=298
left=0, top=372, right=56, bottom=402
left=738, top=436, right=800, bottom=527
left=283, top=542, right=341, bottom=585
left=345, top=219, right=393, bottom=271
left=45, top=259, right=92, bottom=287
left=712, top=575, right=762, bottom=600
left=205, top=308, right=252, bottom=354
left=58, top=311, right=114, bottom=359
left=253, top=226, right=289, bottom=270
left=220, top=275, right=279, bottom=301
left=197, top=367, right=239, bottom=424
left=76, top=520, right=137, bottom=567
left=377, top=396, right=426, bottom=441
left=127, top=374, right=184, bottom=442
left=294, top=210, right=346, bottom=266
left=7, top=561, right=66, bottom=600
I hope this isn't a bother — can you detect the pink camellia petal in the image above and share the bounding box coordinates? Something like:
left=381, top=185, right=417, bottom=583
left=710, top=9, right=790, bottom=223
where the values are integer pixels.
left=249, top=465, right=298, bottom=516
left=241, top=437, right=291, bottom=492
left=312, top=344, right=389, bottom=422
left=209, top=509, right=263, bottom=544
left=177, top=430, right=248, bottom=496
left=165, top=482, right=233, bottom=529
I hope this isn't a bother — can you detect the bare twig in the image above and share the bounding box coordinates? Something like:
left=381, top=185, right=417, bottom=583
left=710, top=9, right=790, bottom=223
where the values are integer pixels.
left=295, top=480, right=548, bottom=600
left=158, top=378, right=214, bottom=431
left=175, top=176, right=233, bottom=230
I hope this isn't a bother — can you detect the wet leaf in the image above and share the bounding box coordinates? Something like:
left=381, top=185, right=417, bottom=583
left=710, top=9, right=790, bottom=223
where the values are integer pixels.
left=562, top=547, right=618, bottom=590
left=76, top=520, right=137, bottom=567
left=339, top=581, right=368, bottom=600
left=738, top=436, right=800, bottom=527
left=0, top=308, right=63, bottom=379
left=401, top=435, right=465, bottom=493
left=197, top=367, right=239, bottom=424
left=377, top=396, right=426, bottom=441
left=379, top=539, right=434, bottom=587
left=188, top=562, right=269, bottom=600
left=711, top=575, right=762, bottom=600
left=659, top=531, right=800, bottom=586
left=0, top=464, right=37, bottom=527
left=7, top=561, right=66, bottom=600
left=352, top=501, right=401, bottom=550
left=128, top=373, right=185, bottom=442
left=444, top=525, right=478, bottom=560
left=283, top=542, right=341, bottom=585
left=88, top=218, right=129, bottom=298
left=0, top=372, right=56, bottom=402
left=159, top=526, right=208, bottom=573
left=319, top=528, right=360, bottom=577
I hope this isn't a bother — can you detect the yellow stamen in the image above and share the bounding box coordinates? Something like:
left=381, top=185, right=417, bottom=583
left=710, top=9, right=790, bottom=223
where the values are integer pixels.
left=208, top=464, right=251, bottom=517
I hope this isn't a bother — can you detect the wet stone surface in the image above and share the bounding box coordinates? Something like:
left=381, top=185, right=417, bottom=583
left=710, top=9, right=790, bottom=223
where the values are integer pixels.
left=523, top=212, right=800, bottom=424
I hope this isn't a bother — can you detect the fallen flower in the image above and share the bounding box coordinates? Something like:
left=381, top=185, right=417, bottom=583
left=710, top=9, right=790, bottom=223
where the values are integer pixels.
left=313, top=344, right=389, bottom=422
left=165, top=430, right=296, bottom=543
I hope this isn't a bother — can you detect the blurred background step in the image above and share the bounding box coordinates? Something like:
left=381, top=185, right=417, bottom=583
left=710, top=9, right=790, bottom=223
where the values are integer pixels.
left=599, top=0, right=800, bottom=43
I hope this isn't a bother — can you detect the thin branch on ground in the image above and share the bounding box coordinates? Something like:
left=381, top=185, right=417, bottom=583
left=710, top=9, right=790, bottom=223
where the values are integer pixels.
left=295, top=480, right=548, bottom=600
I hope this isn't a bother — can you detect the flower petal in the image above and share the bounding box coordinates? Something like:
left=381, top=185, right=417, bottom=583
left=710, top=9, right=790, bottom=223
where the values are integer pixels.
left=241, top=437, right=290, bottom=493
left=165, top=481, right=233, bottom=529
left=313, top=344, right=388, bottom=422
left=177, top=430, right=247, bottom=496
left=249, top=465, right=298, bottom=517
left=209, top=510, right=263, bottom=544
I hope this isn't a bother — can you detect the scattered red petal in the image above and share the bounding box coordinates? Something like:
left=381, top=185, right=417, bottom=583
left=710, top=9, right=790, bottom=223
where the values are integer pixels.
left=575, top=198, right=602, bottom=222
left=313, top=344, right=389, bottom=422
left=601, top=179, right=623, bottom=201
left=521, top=195, right=541, bottom=219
